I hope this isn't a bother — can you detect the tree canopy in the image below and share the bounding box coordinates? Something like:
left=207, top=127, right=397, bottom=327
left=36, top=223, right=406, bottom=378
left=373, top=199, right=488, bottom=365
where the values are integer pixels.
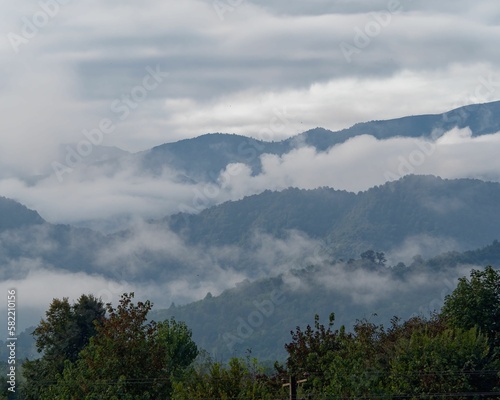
left=16, top=266, right=500, bottom=399
left=21, top=293, right=198, bottom=400
left=441, top=265, right=500, bottom=346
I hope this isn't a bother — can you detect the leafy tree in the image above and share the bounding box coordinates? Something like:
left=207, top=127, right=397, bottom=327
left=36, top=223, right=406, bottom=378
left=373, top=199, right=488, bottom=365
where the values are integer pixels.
left=33, top=295, right=105, bottom=362
left=283, top=309, right=500, bottom=398
left=360, top=250, right=376, bottom=263
left=285, top=313, right=341, bottom=394
left=375, top=251, right=387, bottom=266
left=389, top=327, right=495, bottom=397
left=359, top=250, right=386, bottom=266
left=48, top=293, right=198, bottom=399
left=441, top=266, right=500, bottom=346
left=173, top=355, right=279, bottom=400
left=21, top=294, right=105, bottom=400
left=322, top=319, right=388, bottom=398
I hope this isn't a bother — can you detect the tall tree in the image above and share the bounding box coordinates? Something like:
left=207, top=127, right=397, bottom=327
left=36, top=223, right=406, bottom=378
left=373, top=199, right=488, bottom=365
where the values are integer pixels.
left=285, top=313, right=341, bottom=394
left=441, top=266, right=500, bottom=346
left=389, top=327, right=494, bottom=397
left=173, top=356, right=279, bottom=400
left=48, top=293, right=198, bottom=399
left=21, top=294, right=105, bottom=400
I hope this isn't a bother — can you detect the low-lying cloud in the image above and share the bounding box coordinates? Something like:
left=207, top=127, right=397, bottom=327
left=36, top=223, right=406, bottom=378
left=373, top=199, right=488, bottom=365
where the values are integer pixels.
left=386, top=234, right=460, bottom=265
left=0, top=224, right=329, bottom=333
left=282, top=260, right=475, bottom=320
left=218, top=128, right=500, bottom=197
left=1, top=127, right=499, bottom=229
left=0, top=213, right=488, bottom=338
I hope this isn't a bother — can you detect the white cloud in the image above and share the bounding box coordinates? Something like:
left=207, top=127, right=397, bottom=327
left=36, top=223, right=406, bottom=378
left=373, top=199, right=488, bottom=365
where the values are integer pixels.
left=386, top=235, right=459, bottom=265
left=0, top=223, right=330, bottom=331
left=215, top=128, right=500, bottom=198
left=0, top=127, right=499, bottom=227
left=0, top=265, right=134, bottom=332
left=2, top=0, right=500, bottom=165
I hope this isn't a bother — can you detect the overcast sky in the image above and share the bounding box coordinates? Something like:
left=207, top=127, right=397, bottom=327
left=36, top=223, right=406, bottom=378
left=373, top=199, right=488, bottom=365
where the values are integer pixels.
left=2, top=0, right=500, bottom=171
left=3, top=0, right=500, bottom=327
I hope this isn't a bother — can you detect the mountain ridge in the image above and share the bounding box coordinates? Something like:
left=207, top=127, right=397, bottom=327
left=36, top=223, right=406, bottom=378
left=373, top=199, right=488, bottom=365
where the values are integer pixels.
left=2, top=175, right=500, bottom=279
left=151, top=240, right=500, bottom=361
left=138, top=100, right=500, bottom=179
left=165, top=175, right=500, bottom=259
left=0, top=196, right=45, bottom=231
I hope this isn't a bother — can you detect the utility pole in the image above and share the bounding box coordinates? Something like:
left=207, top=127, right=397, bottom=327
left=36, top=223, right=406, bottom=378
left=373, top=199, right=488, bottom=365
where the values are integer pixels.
left=282, top=374, right=308, bottom=400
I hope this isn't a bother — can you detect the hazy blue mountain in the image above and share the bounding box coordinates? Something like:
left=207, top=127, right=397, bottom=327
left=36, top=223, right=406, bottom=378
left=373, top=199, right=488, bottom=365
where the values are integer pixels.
left=0, top=197, right=44, bottom=231
left=166, top=186, right=356, bottom=245
left=166, top=175, right=500, bottom=260
left=138, top=101, right=500, bottom=180
left=0, top=197, right=106, bottom=276
left=152, top=242, right=500, bottom=362
left=140, top=133, right=286, bottom=180
left=57, top=144, right=131, bottom=165
left=2, top=175, right=500, bottom=282
left=293, top=100, right=500, bottom=151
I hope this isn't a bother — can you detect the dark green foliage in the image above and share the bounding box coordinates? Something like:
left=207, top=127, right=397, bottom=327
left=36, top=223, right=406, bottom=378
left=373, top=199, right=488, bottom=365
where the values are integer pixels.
left=388, top=327, right=494, bottom=397
left=172, top=355, right=280, bottom=400
left=18, top=267, right=500, bottom=398
left=38, top=293, right=198, bottom=399
left=21, top=294, right=104, bottom=400
left=167, top=175, right=500, bottom=259
left=32, top=294, right=105, bottom=363
left=442, top=266, right=500, bottom=347
left=283, top=314, right=498, bottom=398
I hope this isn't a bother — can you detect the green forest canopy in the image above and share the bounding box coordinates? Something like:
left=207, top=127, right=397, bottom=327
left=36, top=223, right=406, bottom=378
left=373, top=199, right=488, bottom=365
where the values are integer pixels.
left=2, top=266, right=498, bottom=399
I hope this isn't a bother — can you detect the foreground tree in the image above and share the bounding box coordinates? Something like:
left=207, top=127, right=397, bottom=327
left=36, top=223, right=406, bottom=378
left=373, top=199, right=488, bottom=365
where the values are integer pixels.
left=46, top=293, right=198, bottom=399
left=21, top=294, right=105, bottom=400
left=440, top=265, right=500, bottom=392
left=283, top=265, right=500, bottom=399
left=173, top=356, right=280, bottom=400
left=389, top=327, right=495, bottom=396
left=441, top=265, right=500, bottom=347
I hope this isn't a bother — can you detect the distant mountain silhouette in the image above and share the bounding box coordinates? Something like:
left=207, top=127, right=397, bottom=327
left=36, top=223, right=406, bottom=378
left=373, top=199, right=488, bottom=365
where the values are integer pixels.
left=0, top=197, right=44, bottom=231
left=138, top=100, right=500, bottom=180
left=152, top=241, right=500, bottom=362
left=2, top=175, right=500, bottom=280
left=166, top=175, right=500, bottom=259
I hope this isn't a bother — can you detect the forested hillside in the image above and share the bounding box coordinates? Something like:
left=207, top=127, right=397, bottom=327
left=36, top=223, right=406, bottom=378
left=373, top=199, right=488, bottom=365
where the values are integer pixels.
left=2, top=175, right=500, bottom=284
left=152, top=242, right=500, bottom=361
left=6, top=267, right=499, bottom=399
left=167, top=175, right=500, bottom=259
